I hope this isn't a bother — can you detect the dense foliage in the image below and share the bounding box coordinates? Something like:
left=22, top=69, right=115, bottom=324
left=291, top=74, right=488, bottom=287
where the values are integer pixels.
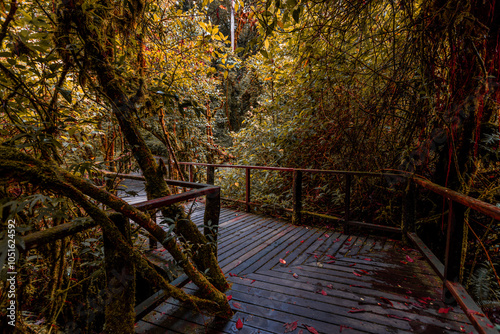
left=0, top=0, right=499, bottom=331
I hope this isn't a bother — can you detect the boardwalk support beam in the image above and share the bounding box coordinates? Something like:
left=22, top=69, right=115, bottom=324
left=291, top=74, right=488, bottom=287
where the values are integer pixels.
left=443, top=199, right=465, bottom=303
left=292, top=170, right=302, bottom=225
left=103, top=213, right=136, bottom=334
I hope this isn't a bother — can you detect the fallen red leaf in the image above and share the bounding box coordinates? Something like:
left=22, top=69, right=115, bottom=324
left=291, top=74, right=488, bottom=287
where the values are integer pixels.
left=321, top=290, right=327, bottom=296
left=348, top=308, right=366, bottom=313
left=303, top=324, right=319, bottom=334
left=340, top=325, right=352, bottom=332
left=232, top=302, right=241, bottom=309
left=293, top=273, right=299, bottom=279
left=283, top=321, right=298, bottom=333
left=438, top=307, right=452, bottom=314
left=406, top=255, right=414, bottom=263
left=326, top=255, right=336, bottom=259
left=327, top=284, right=333, bottom=289
left=325, top=233, right=330, bottom=238
left=353, top=271, right=362, bottom=277
left=380, top=297, right=394, bottom=307
left=227, top=295, right=232, bottom=301
left=327, top=260, right=336, bottom=264
left=363, top=258, right=372, bottom=261
left=229, top=273, right=237, bottom=277
left=280, top=258, right=287, bottom=264
left=486, top=324, right=494, bottom=328
left=359, top=269, right=369, bottom=274
left=236, top=318, right=243, bottom=330
left=349, top=263, right=356, bottom=267
left=251, top=279, right=256, bottom=284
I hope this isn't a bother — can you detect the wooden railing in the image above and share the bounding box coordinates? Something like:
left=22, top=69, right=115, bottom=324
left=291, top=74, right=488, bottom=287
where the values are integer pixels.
left=19, top=177, right=221, bottom=327
left=175, top=161, right=499, bottom=334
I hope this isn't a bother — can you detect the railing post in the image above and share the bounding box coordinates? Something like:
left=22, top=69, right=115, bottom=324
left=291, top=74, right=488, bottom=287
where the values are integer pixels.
left=292, top=170, right=302, bottom=225
left=149, top=212, right=158, bottom=250
left=443, top=198, right=465, bottom=303
left=103, top=213, right=135, bottom=333
left=204, top=188, right=221, bottom=253
left=344, top=173, right=351, bottom=233
left=245, top=168, right=251, bottom=212
left=189, top=164, right=194, bottom=183
left=207, top=165, right=215, bottom=185
left=402, top=178, right=416, bottom=244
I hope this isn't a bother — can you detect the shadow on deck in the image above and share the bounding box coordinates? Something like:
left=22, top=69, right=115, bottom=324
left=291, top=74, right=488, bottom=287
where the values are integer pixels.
left=133, top=202, right=476, bottom=334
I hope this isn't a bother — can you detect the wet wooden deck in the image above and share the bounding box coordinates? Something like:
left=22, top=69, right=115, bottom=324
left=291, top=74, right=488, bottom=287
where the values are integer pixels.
left=126, top=197, right=479, bottom=334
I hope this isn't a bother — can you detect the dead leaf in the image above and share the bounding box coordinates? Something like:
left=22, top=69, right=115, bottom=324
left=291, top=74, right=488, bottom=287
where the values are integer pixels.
left=353, top=271, right=362, bottom=277
left=327, top=284, right=333, bottom=289
left=303, top=324, right=319, bottom=334
left=380, top=297, right=394, bottom=307
left=406, top=255, right=414, bottom=263
left=227, top=295, right=232, bottom=301
left=280, top=258, right=287, bottom=264
left=283, top=321, right=298, bottom=333
left=232, top=302, right=241, bottom=309
left=236, top=318, right=243, bottom=330
left=340, top=325, right=352, bottom=332
left=363, top=258, right=372, bottom=261
left=320, top=290, right=327, bottom=296
left=348, top=308, right=366, bottom=313
left=293, top=273, right=299, bottom=279
left=438, top=307, right=452, bottom=314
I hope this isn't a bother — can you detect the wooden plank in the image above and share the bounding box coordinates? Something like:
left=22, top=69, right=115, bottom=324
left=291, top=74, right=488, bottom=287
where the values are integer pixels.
left=445, top=280, right=498, bottom=334
left=407, top=232, right=445, bottom=279
left=224, top=277, right=475, bottom=333
left=231, top=225, right=312, bottom=275
left=245, top=271, right=471, bottom=326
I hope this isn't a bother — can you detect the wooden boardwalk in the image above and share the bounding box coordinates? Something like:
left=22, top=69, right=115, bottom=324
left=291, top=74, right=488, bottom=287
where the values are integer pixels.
left=128, top=199, right=479, bottom=334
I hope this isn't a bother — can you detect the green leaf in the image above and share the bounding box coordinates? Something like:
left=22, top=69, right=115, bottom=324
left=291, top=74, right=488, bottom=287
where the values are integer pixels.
left=56, top=86, right=72, bottom=104
left=292, top=8, right=300, bottom=23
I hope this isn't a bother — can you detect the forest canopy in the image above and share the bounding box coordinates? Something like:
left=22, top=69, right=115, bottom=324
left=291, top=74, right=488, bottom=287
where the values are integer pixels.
left=0, top=0, right=499, bottom=332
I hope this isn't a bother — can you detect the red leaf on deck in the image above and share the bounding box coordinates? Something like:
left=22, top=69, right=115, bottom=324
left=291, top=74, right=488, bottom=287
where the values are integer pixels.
left=232, top=302, right=242, bottom=309
left=345, top=242, right=351, bottom=246
left=340, top=325, right=352, bottom=332
left=380, top=297, right=394, bottom=306
left=353, top=271, right=362, bottom=277
left=325, top=233, right=330, bottom=238
left=303, top=324, right=319, bottom=334
left=400, top=261, right=408, bottom=264
left=301, top=240, right=304, bottom=243
left=348, top=238, right=352, bottom=241
left=334, top=238, right=340, bottom=242
left=227, top=295, right=232, bottom=301
left=363, top=258, right=372, bottom=261
left=293, top=273, right=299, bottom=279
left=321, top=290, right=327, bottom=296
left=236, top=318, right=243, bottom=329
left=327, top=284, right=333, bottom=289
left=251, top=279, right=256, bottom=284
left=360, top=269, right=370, bottom=274
left=349, top=263, right=356, bottom=267
left=486, top=324, right=494, bottom=328
left=229, top=273, right=237, bottom=277
left=348, top=308, right=366, bottom=313
left=280, top=258, right=287, bottom=264
left=286, top=250, right=291, bottom=255
left=326, top=255, right=336, bottom=259
left=283, top=321, right=298, bottom=333
left=438, top=307, right=452, bottom=314
left=327, top=260, right=336, bottom=264
left=406, top=255, right=414, bottom=263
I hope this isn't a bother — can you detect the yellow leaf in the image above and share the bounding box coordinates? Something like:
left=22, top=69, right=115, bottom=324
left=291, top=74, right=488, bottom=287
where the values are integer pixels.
left=234, top=182, right=239, bottom=187
left=223, top=71, right=228, bottom=79
left=264, top=77, right=272, bottom=81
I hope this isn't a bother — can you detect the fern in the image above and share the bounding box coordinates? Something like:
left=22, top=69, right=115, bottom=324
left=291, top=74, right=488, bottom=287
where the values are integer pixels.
left=469, top=262, right=500, bottom=308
